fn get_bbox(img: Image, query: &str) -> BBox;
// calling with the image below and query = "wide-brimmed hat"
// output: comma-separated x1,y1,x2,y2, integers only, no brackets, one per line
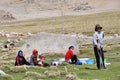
95,24,102,31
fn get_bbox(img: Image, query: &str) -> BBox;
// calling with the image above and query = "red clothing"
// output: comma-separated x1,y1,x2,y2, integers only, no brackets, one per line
65,49,74,61
15,56,25,66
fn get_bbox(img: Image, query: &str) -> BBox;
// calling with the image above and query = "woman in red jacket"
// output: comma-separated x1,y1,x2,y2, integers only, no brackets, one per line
65,46,77,64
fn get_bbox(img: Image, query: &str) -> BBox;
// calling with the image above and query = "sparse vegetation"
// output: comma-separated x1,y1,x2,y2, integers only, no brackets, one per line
0,10,120,80
0,11,120,36
0,41,120,80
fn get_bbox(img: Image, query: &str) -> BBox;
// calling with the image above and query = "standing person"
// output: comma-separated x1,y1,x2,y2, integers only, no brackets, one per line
65,46,78,64
15,50,30,66
93,24,106,70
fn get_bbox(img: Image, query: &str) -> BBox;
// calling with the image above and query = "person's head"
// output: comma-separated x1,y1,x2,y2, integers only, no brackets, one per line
69,46,74,50
17,50,23,57
95,24,102,32
32,49,38,56
9,43,15,50
4,45,8,48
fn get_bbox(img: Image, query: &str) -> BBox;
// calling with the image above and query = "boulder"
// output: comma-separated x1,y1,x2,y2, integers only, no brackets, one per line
0,70,6,75
20,32,79,58
114,34,119,37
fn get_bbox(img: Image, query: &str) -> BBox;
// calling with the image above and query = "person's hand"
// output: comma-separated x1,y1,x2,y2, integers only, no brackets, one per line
103,50,107,53
17,64,20,66
96,45,100,50
27,57,29,61
68,59,71,63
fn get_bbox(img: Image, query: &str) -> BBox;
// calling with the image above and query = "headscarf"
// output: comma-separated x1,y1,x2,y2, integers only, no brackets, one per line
32,49,38,56
17,50,23,57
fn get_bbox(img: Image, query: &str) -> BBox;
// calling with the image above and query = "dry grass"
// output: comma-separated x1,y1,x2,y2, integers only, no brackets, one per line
0,74,13,80
0,11,120,36
0,11,120,80
0,43,120,80
66,72,78,80
10,66,27,73
25,71,46,79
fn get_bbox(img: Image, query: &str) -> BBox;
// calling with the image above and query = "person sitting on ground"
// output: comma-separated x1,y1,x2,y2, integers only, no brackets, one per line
30,49,50,67
30,49,41,66
4,43,15,49
15,50,30,66
65,46,78,64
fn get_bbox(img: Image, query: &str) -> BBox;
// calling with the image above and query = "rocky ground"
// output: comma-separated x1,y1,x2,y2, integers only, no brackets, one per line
0,0,120,22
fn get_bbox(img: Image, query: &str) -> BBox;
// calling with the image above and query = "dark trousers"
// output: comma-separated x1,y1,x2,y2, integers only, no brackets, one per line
94,47,106,69
71,55,78,64
15,57,30,66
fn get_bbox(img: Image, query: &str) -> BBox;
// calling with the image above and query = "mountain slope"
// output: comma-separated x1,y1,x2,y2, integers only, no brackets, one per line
0,0,120,21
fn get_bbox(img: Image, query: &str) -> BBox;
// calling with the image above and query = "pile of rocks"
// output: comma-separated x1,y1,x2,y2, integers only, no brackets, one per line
0,31,33,38
73,2,93,11
0,10,15,23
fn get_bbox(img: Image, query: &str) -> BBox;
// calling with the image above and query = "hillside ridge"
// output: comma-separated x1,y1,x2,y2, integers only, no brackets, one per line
0,0,120,22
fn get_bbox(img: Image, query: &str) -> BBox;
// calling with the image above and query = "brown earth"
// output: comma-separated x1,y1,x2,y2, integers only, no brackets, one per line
0,0,120,22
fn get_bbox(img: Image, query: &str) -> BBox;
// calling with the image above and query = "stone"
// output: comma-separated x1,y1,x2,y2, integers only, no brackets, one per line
114,34,119,37
0,70,6,75
27,32,33,36
5,34,11,38
20,32,79,58
66,72,78,80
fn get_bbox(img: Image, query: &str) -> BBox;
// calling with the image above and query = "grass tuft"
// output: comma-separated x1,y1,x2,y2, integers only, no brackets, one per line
0,74,13,80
